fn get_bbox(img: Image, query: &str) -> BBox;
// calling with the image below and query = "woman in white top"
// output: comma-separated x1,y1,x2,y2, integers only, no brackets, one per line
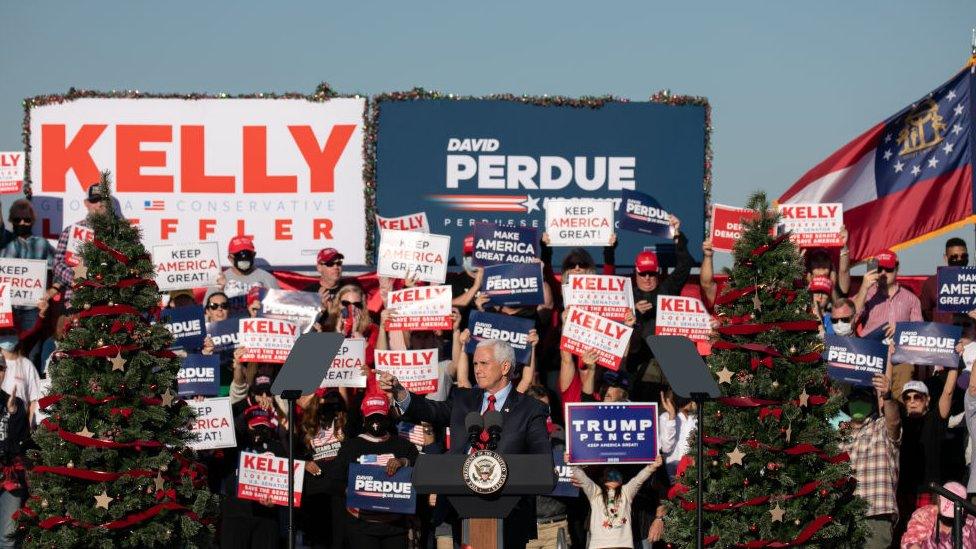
0,336,40,427
569,454,663,549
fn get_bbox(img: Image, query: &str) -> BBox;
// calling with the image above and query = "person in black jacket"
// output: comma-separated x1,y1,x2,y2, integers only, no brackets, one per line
379,338,551,549
0,368,27,549
326,375,418,549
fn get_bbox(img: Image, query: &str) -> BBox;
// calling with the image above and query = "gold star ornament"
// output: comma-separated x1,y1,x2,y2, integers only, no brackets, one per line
799,389,810,408
153,472,165,491
109,353,126,372
76,426,94,438
716,367,734,384
73,262,87,280
727,446,746,466
769,503,785,522
161,389,175,407
94,490,113,510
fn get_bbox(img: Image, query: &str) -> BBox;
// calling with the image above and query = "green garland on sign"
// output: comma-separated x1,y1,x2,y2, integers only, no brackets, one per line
365,88,713,260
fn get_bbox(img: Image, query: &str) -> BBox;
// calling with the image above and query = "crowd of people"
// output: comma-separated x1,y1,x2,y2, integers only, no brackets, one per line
0,183,975,548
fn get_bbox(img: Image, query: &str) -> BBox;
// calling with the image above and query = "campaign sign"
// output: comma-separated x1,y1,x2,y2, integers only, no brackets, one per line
777,203,843,248
64,223,94,267
472,222,539,266
559,307,633,371
936,267,976,313
891,322,962,369
654,295,711,342
161,305,207,351
177,354,220,397
373,98,707,268
377,230,450,284
259,289,322,334
546,199,614,247
565,402,658,465
188,397,236,450
207,319,240,353
822,335,888,387
550,448,580,498
377,212,429,234
239,318,299,364
0,285,11,328
0,152,24,194
374,349,439,395
237,451,305,508
0,258,47,307
562,274,634,322
346,464,416,514
710,204,758,253
617,189,671,238
385,285,453,331
152,242,221,292
481,263,545,307
320,338,368,388
464,311,533,364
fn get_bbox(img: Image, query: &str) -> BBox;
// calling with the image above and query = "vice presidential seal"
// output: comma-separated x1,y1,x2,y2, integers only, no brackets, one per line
462,450,508,495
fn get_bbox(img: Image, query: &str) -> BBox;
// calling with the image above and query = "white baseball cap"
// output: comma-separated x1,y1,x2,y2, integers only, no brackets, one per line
902,380,929,396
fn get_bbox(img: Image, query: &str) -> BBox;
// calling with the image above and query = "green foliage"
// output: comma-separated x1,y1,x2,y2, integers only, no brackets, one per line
663,192,866,548
18,173,218,547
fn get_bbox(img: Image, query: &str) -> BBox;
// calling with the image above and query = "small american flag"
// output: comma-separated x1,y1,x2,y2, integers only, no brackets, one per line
398,422,426,448
144,200,165,211
358,453,395,466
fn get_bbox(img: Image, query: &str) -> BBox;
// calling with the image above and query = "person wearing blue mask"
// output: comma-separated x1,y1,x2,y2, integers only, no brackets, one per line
837,374,900,549
0,336,40,428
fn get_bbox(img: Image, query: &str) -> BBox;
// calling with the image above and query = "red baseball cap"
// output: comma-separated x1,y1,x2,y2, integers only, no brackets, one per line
360,373,389,417
228,236,255,255
876,249,898,270
808,276,833,295
463,235,475,255
244,404,276,430
317,248,344,263
634,251,659,274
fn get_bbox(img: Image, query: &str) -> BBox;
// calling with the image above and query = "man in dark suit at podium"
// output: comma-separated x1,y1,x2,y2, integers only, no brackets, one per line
378,338,550,548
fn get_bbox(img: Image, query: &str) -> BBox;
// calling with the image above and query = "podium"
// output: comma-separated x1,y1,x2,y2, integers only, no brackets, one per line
413,453,556,549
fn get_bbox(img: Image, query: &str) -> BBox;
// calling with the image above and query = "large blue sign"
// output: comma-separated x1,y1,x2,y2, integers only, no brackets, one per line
464,311,534,364
565,403,658,465
472,222,539,266
177,354,220,397
891,322,961,369
936,267,976,313
161,305,207,351
481,263,545,307
374,99,706,268
823,335,888,387
550,448,580,498
207,319,240,354
346,464,416,514
617,189,671,237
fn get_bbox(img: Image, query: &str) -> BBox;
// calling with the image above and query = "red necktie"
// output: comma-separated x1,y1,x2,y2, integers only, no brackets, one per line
476,394,497,448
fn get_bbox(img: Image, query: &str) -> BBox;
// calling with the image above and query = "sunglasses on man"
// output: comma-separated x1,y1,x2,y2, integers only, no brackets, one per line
207,302,230,310
829,316,852,324
636,271,658,278
319,260,342,267
903,392,927,402
10,218,31,225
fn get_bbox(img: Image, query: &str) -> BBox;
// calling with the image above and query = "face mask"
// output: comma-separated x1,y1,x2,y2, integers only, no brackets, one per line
848,400,873,421
829,410,850,430
13,224,32,237
364,416,388,437
833,321,853,336
0,340,16,352
462,256,474,272
234,259,253,273
948,257,968,267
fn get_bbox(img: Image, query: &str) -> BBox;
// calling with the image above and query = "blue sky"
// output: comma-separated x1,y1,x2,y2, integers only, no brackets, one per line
1,1,973,274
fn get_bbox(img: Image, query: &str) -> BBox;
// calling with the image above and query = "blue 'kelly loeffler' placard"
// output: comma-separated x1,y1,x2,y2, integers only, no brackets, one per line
564,402,658,465
464,311,534,364
346,464,416,514
822,335,888,387
550,448,580,498
891,322,962,369
936,267,976,313
472,223,539,267
480,263,545,307
161,305,207,351
207,319,241,354
616,189,672,238
177,354,220,397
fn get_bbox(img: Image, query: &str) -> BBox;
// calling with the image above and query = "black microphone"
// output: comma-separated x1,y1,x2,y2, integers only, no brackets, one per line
464,412,484,447
483,410,503,450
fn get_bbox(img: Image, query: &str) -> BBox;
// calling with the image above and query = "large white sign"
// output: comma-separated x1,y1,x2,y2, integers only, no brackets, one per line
563,274,634,322
29,97,367,267
152,242,221,291
239,318,299,364
377,230,450,283
189,397,237,451
559,307,632,371
321,338,368,388
545,198,614,246
0,259,48,307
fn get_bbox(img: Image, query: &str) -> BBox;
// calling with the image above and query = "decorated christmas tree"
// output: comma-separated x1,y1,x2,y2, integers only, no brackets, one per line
663,192,866,547
17,173,218,547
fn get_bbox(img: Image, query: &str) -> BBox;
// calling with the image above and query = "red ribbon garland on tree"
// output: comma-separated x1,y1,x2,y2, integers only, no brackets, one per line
41,420,163,450
76,277,157,290
76,304,141,318
749,233,791,258
39,394,163,409
92,237,151,266
700,436,850,463
732,515,833,548
35,501,204,530
32,465,154,482
60,344,140,359
751,356,773,370
715,285,757,306
717,394,829,408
